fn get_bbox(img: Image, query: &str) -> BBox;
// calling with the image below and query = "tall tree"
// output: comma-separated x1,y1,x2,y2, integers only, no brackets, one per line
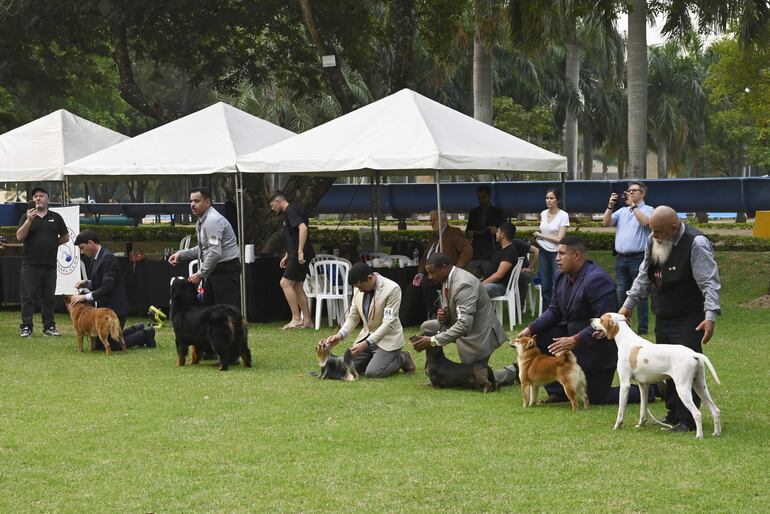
627,0,648,178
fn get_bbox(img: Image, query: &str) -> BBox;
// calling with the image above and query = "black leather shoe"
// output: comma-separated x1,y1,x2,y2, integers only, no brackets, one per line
664,422,692,433
143,327,157,348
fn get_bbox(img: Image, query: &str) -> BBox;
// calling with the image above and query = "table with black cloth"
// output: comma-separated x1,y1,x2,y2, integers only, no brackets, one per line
374,265,424,326
0,255,23,305
116,257,189,316
246,255,292,323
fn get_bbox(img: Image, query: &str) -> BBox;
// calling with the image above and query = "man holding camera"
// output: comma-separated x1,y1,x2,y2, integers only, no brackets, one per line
602,181,654,334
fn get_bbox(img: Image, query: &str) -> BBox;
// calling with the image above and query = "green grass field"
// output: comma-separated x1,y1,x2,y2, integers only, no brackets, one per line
1,251,769,513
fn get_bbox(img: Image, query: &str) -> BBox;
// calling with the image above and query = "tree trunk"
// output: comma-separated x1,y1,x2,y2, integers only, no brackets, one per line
627,0,647,178
298,0,358,114
110,21,180,123
473,0,494,125
565,38,580,180
659,140,670,178
389,0,415,94
582,126,593,180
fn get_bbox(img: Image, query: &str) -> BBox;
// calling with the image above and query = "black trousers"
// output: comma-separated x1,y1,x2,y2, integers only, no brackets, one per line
20,263,57,330
655,313,704,428
203,259,242,311
537,325,647,405
91,312,147,351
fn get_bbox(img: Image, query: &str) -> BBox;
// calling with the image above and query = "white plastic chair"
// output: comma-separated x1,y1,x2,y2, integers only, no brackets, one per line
490,257,524,330
304,254,342,309
312,259,351,330
189,259,199,277
528,282,543,317
179,234,193,251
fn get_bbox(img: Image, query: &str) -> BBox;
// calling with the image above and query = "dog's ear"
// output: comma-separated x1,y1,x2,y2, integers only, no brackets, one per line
605,320,619,340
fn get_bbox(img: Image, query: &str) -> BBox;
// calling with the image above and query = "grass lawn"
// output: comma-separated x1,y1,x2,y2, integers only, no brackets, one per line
1,251,768,513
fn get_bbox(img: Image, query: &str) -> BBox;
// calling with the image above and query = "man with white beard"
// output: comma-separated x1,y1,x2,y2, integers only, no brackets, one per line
619,205,721,434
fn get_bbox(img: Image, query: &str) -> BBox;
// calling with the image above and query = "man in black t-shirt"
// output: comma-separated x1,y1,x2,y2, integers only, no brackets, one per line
16,187,70,338
268,190,316,329
481,221,520,298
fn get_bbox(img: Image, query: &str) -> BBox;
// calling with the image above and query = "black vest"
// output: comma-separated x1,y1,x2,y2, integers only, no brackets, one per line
647,224,705,319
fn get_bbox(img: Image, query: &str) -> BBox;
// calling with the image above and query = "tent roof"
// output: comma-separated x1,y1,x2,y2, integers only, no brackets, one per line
65,102,294,178
237,89,567,176
0,110,128,182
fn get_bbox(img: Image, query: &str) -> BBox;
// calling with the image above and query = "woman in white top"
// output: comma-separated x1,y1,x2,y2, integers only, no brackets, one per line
533,188,569,307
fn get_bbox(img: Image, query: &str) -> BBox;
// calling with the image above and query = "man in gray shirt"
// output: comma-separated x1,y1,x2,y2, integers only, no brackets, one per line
169,186,241,309
619,205,721,434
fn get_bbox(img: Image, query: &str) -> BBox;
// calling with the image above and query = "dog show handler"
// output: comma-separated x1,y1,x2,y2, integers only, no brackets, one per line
619,205,721,434
169,186,241,309
412,253,506,365
319,263,415,378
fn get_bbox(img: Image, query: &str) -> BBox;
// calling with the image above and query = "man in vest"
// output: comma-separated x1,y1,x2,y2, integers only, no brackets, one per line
620,205,721,434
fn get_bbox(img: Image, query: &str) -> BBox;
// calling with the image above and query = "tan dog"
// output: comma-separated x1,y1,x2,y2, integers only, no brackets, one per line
511,335,589,411
63,295,127,354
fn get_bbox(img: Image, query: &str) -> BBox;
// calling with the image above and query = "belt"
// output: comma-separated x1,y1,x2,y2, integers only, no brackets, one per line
617,251,644,257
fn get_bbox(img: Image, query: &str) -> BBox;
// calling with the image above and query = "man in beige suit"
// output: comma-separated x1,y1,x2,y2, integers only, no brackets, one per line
412,210,473,319
412,253,506,364
320,263,416,378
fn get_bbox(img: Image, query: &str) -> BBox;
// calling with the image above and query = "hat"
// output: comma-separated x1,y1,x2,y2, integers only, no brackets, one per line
30,186,49,196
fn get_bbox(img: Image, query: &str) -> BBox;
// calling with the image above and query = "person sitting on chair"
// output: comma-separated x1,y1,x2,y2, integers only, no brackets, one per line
480,221,519,299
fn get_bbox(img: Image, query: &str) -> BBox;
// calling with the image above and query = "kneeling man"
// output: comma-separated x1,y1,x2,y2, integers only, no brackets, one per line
412,253,506,364
320,263,415,378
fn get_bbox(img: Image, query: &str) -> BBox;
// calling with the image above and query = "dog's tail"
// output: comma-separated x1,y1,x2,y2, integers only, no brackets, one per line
557,351,577,365
697,354,721,385
109,313,122,343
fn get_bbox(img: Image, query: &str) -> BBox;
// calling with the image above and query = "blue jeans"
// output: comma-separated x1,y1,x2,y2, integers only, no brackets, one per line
538,249,558,308
483,282,507,298
615,253,648,332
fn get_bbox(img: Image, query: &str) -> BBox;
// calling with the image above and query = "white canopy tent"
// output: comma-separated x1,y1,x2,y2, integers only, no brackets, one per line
65,101,296,312
237,88,567,251
0,109,128,183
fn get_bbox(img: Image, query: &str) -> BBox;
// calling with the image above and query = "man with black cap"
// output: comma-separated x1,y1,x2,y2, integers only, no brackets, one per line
69,229,156,349
16,187,69,338
318,263,415,378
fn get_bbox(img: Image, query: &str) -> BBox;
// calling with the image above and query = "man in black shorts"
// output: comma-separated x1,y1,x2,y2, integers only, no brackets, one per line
269,191,316,329
16,186,70,338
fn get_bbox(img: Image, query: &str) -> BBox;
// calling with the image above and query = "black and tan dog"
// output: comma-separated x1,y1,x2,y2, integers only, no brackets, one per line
411,336,497,393
313,343,358,381
169,278,252,371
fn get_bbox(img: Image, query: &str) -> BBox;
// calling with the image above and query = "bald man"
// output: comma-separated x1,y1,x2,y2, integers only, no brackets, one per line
620,205,721,434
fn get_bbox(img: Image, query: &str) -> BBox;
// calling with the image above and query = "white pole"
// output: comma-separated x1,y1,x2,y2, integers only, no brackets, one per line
374,171,381,252
235,170,247,315
435,170,443,253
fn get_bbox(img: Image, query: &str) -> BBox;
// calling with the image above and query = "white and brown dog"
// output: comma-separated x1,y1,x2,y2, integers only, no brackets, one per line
591,313,721,439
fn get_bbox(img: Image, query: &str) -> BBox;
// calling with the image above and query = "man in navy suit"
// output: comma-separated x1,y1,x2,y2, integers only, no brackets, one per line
69,229,155,350
516,235,650,404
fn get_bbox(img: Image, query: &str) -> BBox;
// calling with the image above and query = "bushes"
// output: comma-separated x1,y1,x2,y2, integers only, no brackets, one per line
0,224,195,242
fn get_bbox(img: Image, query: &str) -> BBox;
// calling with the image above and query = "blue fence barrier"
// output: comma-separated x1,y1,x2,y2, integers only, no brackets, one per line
315,177,770,217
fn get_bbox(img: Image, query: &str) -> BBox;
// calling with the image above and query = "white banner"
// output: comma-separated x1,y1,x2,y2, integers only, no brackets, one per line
51,206,81,295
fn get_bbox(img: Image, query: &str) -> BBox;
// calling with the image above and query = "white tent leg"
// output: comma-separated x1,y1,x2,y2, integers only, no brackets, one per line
235,170,247,316
374,171,381,252
435,170,442,253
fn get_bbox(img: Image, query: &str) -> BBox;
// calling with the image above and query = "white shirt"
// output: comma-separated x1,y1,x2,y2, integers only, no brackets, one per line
538,209,570,252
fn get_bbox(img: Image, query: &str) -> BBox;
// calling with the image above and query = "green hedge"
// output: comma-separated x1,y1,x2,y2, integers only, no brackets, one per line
3,224,768,251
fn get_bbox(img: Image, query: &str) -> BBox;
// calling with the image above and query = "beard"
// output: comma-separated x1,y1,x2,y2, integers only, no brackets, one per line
651,238,674,265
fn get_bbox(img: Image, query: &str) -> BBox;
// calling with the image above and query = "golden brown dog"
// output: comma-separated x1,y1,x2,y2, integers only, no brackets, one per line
63,295,127,354
511,335,588,411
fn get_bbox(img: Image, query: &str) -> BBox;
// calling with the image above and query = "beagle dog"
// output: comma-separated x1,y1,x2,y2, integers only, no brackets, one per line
591,313,721,439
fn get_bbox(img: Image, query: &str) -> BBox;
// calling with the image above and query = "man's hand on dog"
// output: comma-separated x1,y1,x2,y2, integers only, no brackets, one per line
69,294,87,305
696,319,714,345
319,334,342,348
188,273,202,285
548,336,577,356
411,335,433,352
516,326,532,339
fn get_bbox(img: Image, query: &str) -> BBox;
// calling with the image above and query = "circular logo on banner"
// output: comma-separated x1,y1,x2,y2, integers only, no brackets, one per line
57,227,79,276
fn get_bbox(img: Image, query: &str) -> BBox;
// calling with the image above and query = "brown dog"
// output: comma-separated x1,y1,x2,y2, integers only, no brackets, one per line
511,335,588,411
63,295,127,354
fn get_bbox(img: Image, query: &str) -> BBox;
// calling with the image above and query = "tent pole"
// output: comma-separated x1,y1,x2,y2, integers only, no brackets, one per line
435,170,443,253
63,178,70,206
235,170,247,316
374,171,381,253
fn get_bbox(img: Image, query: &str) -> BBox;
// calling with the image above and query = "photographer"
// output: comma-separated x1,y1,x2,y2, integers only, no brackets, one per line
602,181,654,334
